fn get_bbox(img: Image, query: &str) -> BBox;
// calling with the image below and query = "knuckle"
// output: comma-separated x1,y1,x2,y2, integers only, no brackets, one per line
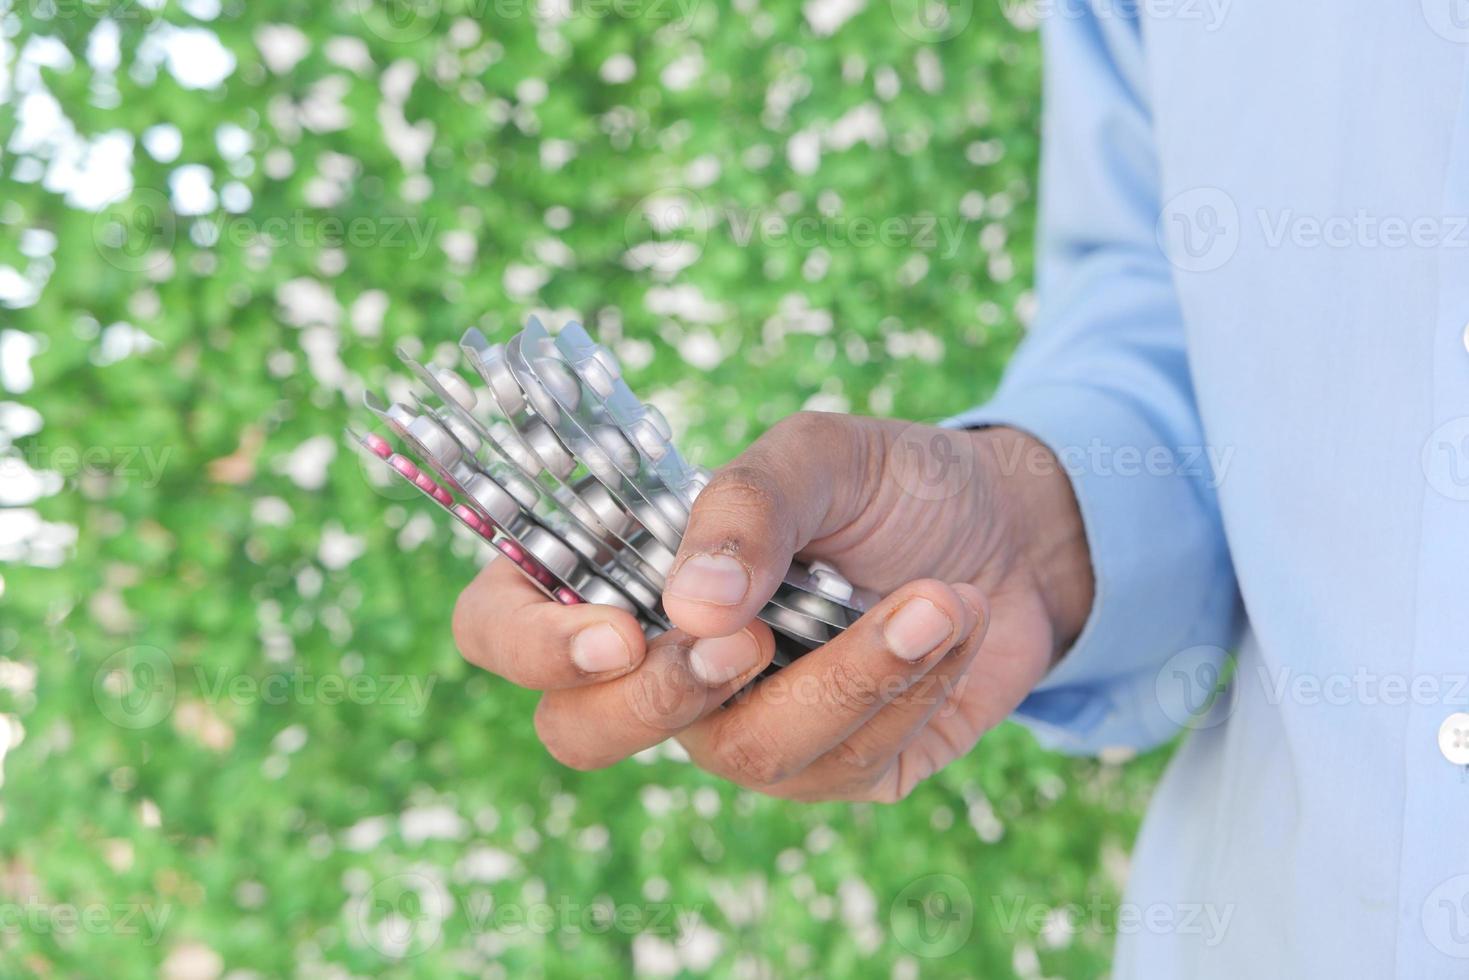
701,464,783,517
821,659,886,715
624,657,706,733
864,767,908,805
828,738,881,774
772,410,839,445
712,717,790,787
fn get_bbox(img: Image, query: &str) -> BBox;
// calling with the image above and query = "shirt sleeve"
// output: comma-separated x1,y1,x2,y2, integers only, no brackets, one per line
947,3,1243,754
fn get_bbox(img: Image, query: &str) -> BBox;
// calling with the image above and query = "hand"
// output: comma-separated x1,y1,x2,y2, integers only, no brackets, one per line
453,412,1093,801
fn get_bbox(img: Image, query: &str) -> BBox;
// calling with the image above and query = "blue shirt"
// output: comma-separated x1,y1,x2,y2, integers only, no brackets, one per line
950,3,1469,975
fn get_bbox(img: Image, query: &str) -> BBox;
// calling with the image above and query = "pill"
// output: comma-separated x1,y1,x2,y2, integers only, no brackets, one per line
481,345,527,416
577,479,635,538
576,357,617,398
533,356,581,413
443,415,482,456
497,539,526,562
555,586,584,605
579,578,637,614
464,473,521,526
518,368,561,425
560,523,607,564
452,503,487,533
592,345,621,381
361,432,392,459
591,425,639,475
628,416,670,462
433,366,478,412
499,470,541,509
389,454,419,479
525,420,576,480
386,403,415,428
642,405,671,440
407,415,462,469
523,527,580,581
611,569,660,610
652,490,689,531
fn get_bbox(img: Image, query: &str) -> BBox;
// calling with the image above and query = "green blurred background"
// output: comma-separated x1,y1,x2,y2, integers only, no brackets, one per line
0,1,1171,976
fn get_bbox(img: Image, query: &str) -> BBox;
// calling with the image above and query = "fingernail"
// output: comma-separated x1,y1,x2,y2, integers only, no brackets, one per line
571,623,632,674
689,629,761,685
883,598,954,662
667,554,750,607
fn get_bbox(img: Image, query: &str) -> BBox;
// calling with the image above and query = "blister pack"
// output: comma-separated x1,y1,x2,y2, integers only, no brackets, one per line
348,317,876,667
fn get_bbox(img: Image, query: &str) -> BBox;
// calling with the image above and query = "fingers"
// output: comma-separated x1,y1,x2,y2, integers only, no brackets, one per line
533,622,777,770
675,579,982,788
452,557,648,690
663,412,878,638
768,584,990,803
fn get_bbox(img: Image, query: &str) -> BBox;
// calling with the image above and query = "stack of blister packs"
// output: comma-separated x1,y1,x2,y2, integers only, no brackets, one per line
349,317,875,667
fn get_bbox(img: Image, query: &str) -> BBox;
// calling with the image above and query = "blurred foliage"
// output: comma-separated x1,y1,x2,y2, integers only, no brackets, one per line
0,0,1170,977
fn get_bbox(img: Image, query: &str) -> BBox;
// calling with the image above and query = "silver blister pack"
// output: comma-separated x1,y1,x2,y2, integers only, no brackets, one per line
349,317,878,665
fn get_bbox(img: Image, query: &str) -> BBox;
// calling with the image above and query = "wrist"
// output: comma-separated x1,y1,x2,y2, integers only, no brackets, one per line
971,426,1095,658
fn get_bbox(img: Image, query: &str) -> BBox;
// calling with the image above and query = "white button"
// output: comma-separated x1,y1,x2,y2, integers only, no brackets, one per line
1438,712,1469,765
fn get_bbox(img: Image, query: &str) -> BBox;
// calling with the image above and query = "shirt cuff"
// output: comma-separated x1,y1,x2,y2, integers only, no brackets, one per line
945,382,1235,754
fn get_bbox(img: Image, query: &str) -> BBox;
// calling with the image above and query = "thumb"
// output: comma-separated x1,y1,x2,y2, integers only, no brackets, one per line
662,412,877,638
